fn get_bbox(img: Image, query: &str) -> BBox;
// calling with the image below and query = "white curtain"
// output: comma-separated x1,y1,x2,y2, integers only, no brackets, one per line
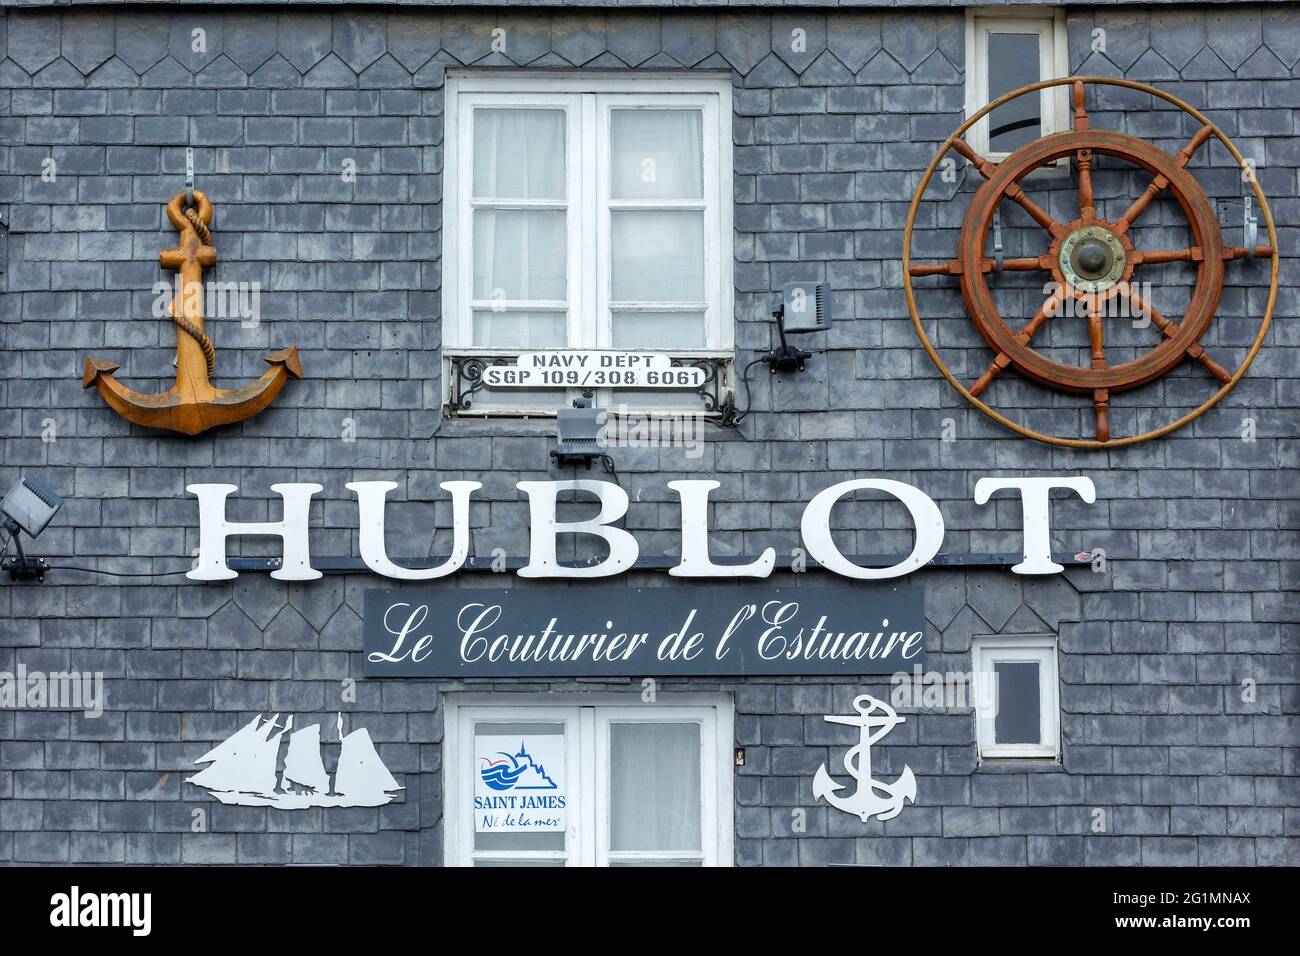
474,107,565,199
472,108,567,349
611,109,703,199
473,310,566,348
609,722,702,852
609,110,706,349
611,211,704,303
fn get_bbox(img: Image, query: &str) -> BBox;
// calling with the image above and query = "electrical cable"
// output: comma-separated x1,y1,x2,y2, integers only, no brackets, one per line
730,355,771,426
31,565,194,579
599,454,621,487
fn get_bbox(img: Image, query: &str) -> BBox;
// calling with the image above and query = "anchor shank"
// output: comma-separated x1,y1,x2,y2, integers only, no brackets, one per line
161,231,218,401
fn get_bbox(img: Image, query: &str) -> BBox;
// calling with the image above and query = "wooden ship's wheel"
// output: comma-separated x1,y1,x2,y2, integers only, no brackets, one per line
903,77,1278,447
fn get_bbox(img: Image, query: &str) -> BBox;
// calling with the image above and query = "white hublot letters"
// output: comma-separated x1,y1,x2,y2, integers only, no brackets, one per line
188,474,1096,581
668,479,775,578
973,476,1097,574
347,480,481,580
516,479,639,578
800,479,945,580
187,483,322,581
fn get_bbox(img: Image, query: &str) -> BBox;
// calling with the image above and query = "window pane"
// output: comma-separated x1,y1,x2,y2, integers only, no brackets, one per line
475,860,565,867
472,209,566,301
473,311,567,349
612,311,706,350
474,722,567,853
611,860,703,867
610,109,704,200
993,661,1041,744
611,211,704,302
473,108,566,200
609,722,701,852
987,32,1042,152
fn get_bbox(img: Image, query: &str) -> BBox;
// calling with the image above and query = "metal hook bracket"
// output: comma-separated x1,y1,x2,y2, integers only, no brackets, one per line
185,147,195,208
992,206,1004,273
1243,192,1257,251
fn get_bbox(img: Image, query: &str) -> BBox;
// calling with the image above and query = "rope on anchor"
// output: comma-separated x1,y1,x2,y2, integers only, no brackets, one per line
175,203,217,375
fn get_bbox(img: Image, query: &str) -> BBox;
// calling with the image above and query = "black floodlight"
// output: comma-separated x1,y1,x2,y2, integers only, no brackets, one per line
1,474,64,582
550,394,607,469
765,282,833,371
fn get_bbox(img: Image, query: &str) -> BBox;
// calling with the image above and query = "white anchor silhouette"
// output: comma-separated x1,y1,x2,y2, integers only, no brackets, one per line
813,694,917,822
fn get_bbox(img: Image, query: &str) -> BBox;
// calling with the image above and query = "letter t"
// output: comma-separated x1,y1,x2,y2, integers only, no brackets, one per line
974,476,1096,574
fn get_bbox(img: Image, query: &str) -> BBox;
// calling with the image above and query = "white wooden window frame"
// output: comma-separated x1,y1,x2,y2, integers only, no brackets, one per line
442,71,734,415
971,636,1061,760
444,693,734,867
965,8,1069,162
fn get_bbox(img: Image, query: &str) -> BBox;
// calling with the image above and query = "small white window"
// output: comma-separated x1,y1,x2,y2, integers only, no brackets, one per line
965,8,1069,160
442,72,734,414
444,695,734,866
972,636,1060,760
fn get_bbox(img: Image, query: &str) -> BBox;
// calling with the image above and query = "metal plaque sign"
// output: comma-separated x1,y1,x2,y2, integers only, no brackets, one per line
480,351,706,389
363,585,925,677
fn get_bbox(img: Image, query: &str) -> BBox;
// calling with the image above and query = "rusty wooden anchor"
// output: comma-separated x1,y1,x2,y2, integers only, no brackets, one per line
83,190,301,436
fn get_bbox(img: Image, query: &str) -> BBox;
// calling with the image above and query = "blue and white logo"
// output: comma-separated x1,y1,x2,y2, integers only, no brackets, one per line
479,741,560,792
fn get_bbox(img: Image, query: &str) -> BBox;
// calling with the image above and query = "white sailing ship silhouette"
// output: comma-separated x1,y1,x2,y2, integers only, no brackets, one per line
188,713,403,809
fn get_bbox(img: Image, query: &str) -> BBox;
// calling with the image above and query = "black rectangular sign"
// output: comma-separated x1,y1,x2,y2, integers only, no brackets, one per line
363,585,925,677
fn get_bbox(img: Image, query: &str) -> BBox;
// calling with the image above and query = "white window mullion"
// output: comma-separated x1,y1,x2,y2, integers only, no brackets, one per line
579,706,597,867
455,87,474,349
583,93,603,351
702,708,718,866
595,94,612,350
703,94,722,351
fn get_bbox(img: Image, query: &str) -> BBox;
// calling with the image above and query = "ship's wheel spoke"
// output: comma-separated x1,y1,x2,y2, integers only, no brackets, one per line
992,256,1053,272
908,260,963,277
952,138,1067,239
1072,80,1090,133
1122,283,1232,384
1134,247,1203,265
909,255,1053,278
970,292,1062,397
1222,244,1275,261
1086,297,1111,441
1072,83,1096,220
1092,387,1111,442
1135,245,1276,266
1077,149,1095,220
1116,124,1214,234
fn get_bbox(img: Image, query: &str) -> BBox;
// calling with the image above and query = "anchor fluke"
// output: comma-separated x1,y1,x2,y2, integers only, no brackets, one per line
81,357,120,389
82,189,301,436
264,346,303,379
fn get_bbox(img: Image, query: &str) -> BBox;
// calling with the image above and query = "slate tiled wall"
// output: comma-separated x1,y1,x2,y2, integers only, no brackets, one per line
0,5,1295,866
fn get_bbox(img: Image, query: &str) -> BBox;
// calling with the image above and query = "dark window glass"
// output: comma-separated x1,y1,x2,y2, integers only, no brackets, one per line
993,661,1041,744
987,32,1042,152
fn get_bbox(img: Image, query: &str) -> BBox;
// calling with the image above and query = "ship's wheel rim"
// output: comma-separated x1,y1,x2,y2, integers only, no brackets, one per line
902,76,1279,449
957,129,1224,394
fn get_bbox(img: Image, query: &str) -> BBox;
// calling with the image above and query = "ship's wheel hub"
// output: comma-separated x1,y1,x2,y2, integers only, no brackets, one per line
1059,225,1126,293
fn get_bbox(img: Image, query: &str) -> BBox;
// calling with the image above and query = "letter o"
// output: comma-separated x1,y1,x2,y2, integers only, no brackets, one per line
800,479,944,579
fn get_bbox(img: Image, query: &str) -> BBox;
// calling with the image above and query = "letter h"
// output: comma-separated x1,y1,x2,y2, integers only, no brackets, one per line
187,483,322,581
